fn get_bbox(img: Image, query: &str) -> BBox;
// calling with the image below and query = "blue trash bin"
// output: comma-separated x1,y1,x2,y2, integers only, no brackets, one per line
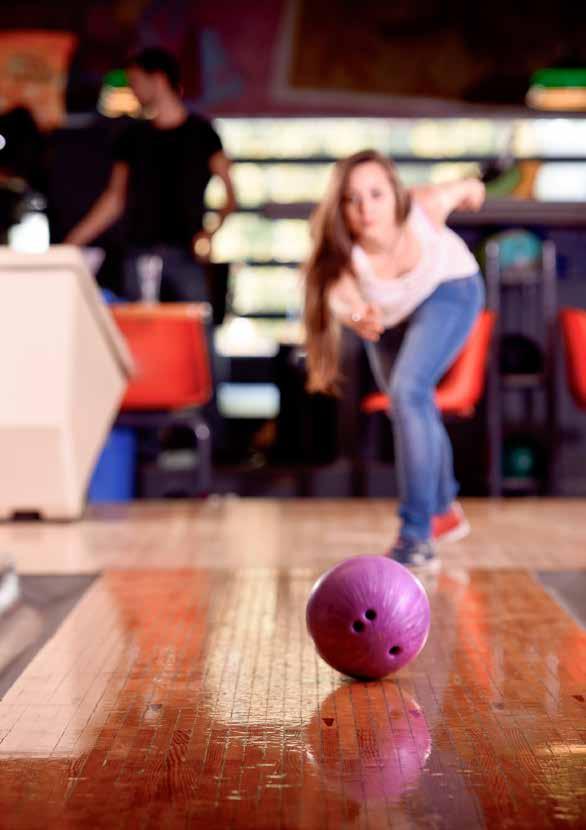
88,426,137,502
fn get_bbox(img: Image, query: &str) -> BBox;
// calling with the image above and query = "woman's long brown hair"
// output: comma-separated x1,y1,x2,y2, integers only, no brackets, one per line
303,149,411,395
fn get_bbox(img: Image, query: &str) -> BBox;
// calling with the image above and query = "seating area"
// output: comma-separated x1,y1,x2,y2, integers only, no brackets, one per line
110,303,213,499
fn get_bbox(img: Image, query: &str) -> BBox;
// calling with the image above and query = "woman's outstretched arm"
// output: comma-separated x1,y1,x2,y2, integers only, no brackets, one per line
410,178,486,227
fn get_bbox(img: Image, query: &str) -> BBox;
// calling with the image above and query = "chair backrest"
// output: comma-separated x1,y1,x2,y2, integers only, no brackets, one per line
559,307,586,409
435,310,496,416
112,303,211,411
360,309,496,417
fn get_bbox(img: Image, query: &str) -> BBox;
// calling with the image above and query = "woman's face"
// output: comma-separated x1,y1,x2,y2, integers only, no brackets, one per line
342,161,397,242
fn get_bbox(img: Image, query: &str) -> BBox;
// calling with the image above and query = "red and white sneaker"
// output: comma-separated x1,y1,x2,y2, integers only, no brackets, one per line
431,502,470,544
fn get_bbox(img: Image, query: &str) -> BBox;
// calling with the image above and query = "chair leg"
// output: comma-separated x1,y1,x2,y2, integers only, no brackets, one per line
485,241,502,497
117,409,212,496
171,411,211,495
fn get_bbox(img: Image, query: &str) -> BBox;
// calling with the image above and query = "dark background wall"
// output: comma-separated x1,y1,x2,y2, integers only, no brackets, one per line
1,1,586,118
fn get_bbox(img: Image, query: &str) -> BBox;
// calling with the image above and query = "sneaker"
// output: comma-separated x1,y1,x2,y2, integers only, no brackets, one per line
432,502,470,544
386,538,440,571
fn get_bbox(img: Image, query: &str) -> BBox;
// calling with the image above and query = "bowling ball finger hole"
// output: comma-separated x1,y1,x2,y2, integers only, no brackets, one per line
389,645,402,656
364,609,377,621
352,620,365,633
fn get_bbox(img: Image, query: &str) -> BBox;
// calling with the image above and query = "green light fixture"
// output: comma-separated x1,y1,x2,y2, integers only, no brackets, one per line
527,67,586,111
98,69,140,117
103,68,129,89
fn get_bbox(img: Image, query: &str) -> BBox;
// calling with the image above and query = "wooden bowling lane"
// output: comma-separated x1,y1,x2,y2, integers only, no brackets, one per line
2,498,586,573
0,566,584,829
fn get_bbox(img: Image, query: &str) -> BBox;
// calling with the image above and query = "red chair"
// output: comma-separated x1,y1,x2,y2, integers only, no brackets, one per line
111,303,213,496
358,310,496,494
559,307,586,409
361,310,496,418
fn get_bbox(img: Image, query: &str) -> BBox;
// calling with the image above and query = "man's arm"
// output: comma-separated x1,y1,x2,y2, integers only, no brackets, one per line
65,162,129,245
410,178,486,227
193,150,237,259
209,150,237,227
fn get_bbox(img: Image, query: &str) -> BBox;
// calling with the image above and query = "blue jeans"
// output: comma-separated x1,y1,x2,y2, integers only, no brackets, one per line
365,273,485,542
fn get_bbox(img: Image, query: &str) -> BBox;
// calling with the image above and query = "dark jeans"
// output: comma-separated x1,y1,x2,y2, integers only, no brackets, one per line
123,244,208,303
365,273,485,542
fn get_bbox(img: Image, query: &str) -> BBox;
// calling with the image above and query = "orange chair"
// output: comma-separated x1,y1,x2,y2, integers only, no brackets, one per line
361,310,496,418
358,310,496,494
559,307,586,409
111,303,213,496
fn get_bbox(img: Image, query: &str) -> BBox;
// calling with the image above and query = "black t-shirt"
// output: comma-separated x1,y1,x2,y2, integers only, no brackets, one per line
113,113,222,248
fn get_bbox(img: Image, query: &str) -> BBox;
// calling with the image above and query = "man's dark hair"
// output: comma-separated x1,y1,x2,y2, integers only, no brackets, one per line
125,47,181,92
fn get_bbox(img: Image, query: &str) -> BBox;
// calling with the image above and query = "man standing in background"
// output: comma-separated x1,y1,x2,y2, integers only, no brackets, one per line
66,46,236,303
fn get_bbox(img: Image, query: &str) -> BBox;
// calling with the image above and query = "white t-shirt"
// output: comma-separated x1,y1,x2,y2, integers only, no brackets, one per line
352,204,480,328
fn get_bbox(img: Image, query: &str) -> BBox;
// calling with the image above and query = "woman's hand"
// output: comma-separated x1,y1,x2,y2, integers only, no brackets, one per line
343,302,384,342
328,272,384,341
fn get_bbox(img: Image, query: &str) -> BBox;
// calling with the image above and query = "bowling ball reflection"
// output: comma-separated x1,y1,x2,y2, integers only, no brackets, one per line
304,682,431,804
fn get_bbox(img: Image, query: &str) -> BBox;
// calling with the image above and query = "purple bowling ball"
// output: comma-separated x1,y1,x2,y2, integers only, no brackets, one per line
306,555,430,680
